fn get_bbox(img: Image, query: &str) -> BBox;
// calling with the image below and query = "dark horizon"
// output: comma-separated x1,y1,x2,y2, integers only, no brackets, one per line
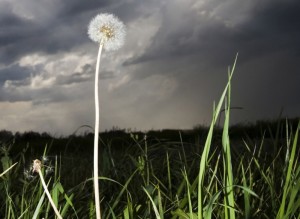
1,116,299,139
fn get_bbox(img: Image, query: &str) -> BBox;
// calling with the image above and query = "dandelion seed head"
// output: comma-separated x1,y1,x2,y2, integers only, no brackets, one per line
88,13,126,51
32,159,42,173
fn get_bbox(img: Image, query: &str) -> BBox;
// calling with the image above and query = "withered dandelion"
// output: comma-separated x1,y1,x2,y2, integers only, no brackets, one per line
32,159,62,219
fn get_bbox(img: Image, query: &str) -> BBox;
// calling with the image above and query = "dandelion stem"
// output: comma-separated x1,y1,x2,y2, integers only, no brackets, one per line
37,169,62,219
94,41,104,219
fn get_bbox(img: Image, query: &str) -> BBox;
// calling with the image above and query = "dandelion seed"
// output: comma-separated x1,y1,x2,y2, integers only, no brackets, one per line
24,169,35,180
88,13,126,51
42,156,49,163
45,165,54,175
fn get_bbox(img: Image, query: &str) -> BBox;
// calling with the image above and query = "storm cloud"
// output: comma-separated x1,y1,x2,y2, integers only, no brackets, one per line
0,0,299,134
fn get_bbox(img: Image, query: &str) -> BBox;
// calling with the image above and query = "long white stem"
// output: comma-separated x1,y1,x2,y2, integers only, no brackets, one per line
94,42,104,219
38,169,62,219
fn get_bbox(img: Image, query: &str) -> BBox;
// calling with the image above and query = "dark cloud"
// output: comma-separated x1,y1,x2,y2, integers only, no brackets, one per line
0,0,299,134
125,0,300,69
60,0,112,16
0,1,122,65
0,64,31,85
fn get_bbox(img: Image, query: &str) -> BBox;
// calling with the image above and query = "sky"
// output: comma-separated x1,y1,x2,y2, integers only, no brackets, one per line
0,0,299,135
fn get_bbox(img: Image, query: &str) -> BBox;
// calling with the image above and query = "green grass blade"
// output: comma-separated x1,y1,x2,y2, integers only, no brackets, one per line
222,69,235,219
198,54,238,218
276,121,300,218
242,165,251,219
143,186,161,219
32,192,46,219
183,167,194,219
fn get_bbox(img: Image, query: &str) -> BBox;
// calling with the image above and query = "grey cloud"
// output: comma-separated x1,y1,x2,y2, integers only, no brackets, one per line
55,64,116,85
0,64,31,85
56,64,94,85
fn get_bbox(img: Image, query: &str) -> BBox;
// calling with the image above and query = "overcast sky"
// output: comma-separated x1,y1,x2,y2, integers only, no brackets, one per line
0,0,299,135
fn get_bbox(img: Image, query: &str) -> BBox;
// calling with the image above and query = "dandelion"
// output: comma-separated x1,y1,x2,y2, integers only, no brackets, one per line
88,13,126,51
32,159,62,219
24,156,53,181
88,13,126,219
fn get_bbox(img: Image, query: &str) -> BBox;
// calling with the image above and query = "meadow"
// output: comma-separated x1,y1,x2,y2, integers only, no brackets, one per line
1,64,300,218
1,118,300,218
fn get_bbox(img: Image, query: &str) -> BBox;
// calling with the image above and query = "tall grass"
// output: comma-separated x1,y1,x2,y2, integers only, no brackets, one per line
1,57,299,218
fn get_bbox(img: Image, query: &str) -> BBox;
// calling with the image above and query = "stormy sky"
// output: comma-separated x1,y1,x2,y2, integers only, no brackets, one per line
0,0,299,135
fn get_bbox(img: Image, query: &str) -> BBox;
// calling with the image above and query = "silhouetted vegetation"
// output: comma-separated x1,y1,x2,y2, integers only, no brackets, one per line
1,117,299,218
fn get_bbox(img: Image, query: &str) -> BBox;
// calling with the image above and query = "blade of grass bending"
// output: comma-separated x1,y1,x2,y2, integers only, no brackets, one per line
108,205,117,219
54,182,78,218
87,173,137,218
198,54,238,218
234,185,258,198
0,162,18,178
17,207,29,219
143,186,161,219
204,190,222,219
276,121,300,218
109,170,137,214
61,193,77,218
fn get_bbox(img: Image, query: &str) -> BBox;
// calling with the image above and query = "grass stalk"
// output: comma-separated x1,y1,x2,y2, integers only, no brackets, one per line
276,121,300,218
0,162,18,178
222,69,235,219
143,186,161,219
197,54,238,218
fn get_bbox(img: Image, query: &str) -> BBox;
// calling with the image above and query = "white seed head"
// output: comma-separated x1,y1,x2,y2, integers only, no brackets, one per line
88,13,126,51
